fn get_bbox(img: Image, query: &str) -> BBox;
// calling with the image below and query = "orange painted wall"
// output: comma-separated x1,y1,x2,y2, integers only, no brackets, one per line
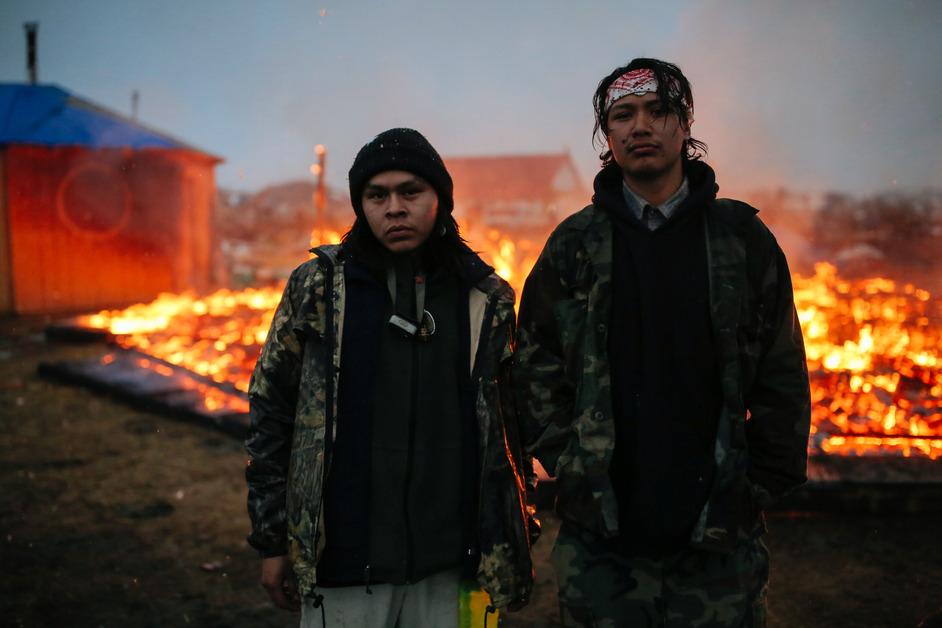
0,151,12,312
2,145,217,314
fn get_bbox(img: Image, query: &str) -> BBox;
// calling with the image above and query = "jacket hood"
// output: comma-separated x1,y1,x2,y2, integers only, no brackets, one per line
457,243,496,287
592,159,719,229
325,241,496,290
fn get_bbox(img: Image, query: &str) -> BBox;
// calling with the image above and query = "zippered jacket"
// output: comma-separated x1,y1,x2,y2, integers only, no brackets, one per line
514,166,812,551
245,244,533,607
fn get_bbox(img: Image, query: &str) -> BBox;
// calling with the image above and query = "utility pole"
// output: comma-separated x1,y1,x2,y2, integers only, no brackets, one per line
24,22,38,84
310,144,327,227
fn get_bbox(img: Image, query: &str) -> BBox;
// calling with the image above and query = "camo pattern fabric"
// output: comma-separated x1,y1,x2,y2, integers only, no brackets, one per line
245,245,533,608
515,199,811,552
551,522,769,627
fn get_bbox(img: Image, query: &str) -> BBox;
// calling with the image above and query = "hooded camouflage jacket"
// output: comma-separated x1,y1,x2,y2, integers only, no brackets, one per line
245,245,533,607
514,193,811,552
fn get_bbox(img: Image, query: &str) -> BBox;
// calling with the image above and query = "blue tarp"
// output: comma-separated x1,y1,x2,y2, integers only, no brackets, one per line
0,83,217,157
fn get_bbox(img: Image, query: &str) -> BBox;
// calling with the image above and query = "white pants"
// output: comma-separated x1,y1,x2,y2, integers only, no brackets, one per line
300,568,460,628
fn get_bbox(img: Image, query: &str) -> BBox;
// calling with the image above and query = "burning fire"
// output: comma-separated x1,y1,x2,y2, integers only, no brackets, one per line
795,262,941,458
472,226,540,300
81,286,283,415
79,240,941,458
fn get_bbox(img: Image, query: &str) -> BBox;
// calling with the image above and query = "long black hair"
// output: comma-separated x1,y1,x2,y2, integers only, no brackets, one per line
592,57,707,168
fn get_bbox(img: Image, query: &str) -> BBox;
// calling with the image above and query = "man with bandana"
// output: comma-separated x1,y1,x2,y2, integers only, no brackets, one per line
514,58,811,626
246,129,533,627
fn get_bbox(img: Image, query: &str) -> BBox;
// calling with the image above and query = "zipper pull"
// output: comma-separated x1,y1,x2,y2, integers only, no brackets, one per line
364,564,372,594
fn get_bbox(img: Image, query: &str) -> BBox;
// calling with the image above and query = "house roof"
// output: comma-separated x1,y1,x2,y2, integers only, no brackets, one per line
444,152,586,203
0,83,221,160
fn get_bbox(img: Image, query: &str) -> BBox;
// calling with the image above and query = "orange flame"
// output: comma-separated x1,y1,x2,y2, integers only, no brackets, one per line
79,243,941,457
795,263,941,458
80,286,283,403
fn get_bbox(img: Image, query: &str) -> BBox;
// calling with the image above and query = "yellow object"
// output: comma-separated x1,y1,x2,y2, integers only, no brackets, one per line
459,581,498,627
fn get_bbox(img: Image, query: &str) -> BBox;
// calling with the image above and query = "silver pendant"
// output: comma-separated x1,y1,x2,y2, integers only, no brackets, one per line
417,310,436,341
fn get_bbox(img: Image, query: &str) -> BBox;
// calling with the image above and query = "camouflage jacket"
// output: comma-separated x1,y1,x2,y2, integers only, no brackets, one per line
515,198,811,552
245,245,533,607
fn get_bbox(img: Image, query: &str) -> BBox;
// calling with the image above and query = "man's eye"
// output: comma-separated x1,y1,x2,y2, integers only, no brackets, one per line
651,108,666,117
366,191,386,200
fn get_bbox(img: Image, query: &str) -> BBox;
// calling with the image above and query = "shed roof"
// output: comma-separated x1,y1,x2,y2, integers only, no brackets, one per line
444,152,586,203
0,83,220,160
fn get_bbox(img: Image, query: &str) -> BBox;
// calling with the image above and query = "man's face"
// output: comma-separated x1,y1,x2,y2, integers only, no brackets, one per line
361,170,439,253
606,91,688,182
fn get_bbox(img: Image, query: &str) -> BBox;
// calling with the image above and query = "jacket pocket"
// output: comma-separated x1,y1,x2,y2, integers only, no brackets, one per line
552,298,588,377
287,425,327,520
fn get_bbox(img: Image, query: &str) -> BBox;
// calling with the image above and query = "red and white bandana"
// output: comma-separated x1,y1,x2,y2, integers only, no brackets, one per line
604,68,689,114
605,68,659,111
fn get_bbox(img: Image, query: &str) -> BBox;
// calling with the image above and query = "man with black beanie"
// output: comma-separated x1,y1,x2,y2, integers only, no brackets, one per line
245,128,533,627
514,59,811,626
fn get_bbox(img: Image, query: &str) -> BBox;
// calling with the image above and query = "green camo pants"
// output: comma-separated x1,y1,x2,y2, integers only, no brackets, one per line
551,523,769,628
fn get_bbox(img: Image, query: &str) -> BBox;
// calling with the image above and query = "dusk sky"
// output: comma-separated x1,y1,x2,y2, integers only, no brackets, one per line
1,0,939,196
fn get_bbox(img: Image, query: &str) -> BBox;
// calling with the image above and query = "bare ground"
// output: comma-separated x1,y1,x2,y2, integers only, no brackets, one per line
2,316,941,628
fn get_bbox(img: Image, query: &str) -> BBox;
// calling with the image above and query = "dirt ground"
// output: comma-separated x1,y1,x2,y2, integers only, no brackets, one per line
2,316,941,628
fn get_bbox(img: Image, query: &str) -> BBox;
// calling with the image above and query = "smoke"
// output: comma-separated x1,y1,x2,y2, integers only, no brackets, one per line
672,0,942,196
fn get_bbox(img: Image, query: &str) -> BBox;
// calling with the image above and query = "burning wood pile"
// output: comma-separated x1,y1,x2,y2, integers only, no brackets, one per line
45,231,942,460
79,285,282,415
796,262,940,458
40,286,279,430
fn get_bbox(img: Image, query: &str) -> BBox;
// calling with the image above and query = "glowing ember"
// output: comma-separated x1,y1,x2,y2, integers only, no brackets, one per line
795,263,941,458
79,246,941,458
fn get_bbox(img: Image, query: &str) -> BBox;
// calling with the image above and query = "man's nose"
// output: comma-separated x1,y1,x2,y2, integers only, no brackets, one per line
386,193,406,216
631,112,653,135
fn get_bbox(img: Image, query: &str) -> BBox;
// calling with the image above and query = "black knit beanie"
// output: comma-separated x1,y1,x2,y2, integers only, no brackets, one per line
348,128,454,217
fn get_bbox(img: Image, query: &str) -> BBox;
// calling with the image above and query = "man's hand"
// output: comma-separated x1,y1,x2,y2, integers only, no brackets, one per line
260,555,301,612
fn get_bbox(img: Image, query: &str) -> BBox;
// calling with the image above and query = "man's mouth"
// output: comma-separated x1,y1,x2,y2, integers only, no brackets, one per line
387,225,413,238
629,143,658,155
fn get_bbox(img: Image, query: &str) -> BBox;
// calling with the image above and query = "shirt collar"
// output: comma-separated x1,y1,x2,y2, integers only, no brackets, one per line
622,176,690,222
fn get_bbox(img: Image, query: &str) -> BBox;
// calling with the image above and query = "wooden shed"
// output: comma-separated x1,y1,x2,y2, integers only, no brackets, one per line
0,83,222,315
445,152,588,233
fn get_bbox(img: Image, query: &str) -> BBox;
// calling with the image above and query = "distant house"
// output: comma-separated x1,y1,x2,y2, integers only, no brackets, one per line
215,180,350,283
0,83,222,314
444,152,587,233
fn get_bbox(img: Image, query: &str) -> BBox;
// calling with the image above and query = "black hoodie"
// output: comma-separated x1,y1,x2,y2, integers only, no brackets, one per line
317,243,492,585
597,160,724,557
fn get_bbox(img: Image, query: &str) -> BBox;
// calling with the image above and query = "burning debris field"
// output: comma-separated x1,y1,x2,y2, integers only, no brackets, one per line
40,255,942,464
796,262,941,459
40,286,278,433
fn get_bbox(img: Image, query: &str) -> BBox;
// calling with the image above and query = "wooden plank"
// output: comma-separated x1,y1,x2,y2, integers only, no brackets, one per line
37,347,250,438
7,146,53,313
182,160,214,292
